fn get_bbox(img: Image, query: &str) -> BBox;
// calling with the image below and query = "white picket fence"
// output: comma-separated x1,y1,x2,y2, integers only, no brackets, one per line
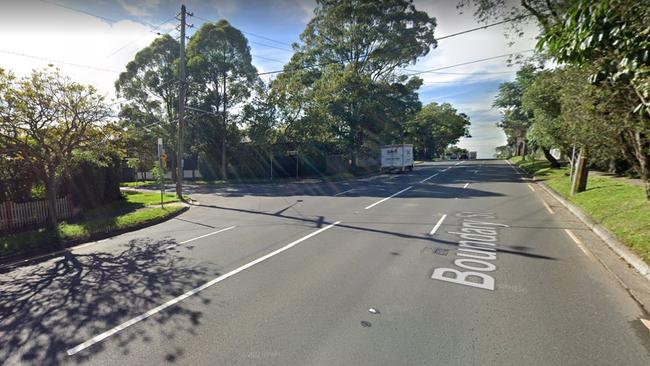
0,196,76,232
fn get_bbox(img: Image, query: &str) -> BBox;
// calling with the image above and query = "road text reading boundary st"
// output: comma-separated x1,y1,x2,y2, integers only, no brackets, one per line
431,212,508,291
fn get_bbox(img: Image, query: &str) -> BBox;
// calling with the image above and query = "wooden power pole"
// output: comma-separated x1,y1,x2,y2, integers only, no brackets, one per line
176,4,187,199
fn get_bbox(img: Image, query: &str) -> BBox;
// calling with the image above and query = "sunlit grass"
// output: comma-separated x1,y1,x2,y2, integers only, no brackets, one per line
1,192,186,258
513,158,650,263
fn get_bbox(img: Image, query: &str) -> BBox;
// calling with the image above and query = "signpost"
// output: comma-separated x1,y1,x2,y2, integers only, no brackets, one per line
157,138,164,208
288,150,298,179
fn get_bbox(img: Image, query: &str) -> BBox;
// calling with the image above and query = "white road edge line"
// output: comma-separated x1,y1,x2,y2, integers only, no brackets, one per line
641,318,650,333
429,214,447,235
163,226,237,250
419,172,439,184
463,183,469,189
527,183,536,192
364,186,413,210
542,200,555,214
334,188,354,197
564,229,592,258
66,221,342,356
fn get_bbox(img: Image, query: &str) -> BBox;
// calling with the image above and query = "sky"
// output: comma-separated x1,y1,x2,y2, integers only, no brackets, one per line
0,0,539,158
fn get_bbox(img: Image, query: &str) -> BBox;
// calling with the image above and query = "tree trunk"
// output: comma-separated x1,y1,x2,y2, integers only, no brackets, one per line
221,137,227,180
629,130,650,201
571,146,589,195
349,149,358,172
221,70,228,181
44,173,59,233
170,154,177,185
541,147,560,168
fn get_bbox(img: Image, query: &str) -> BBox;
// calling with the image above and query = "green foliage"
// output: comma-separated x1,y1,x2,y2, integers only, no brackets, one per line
151,161,165,185
0,68,113,227
66,152,122,210
538,0,650,116
115,35,180,176
514,158,650,263
1,192,184,257
493,65,538,152
270,0,437,167
494,145,512,159
0,155,37,202
186,19,261,179
406,102,470,159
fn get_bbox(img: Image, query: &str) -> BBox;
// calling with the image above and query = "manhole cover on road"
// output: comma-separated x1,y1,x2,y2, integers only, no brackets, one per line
433,248,449,256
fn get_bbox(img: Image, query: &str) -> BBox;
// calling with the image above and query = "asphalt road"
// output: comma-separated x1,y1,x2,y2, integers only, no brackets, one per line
1,160,649,365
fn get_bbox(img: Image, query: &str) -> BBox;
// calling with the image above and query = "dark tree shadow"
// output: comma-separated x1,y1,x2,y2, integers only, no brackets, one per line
0,238,218,365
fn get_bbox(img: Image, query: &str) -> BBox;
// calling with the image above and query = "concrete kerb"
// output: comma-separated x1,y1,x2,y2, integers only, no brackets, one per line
0,202,191,270
536,181,650,283
507,159,650,283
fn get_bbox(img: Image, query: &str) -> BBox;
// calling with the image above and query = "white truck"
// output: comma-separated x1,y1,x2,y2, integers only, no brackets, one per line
380,144,414,173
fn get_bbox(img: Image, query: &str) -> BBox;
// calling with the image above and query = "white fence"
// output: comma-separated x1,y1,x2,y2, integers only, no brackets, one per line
137,169,203,180
0,196,77,232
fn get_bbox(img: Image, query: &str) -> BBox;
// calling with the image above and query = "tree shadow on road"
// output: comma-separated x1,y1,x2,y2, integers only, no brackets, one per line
0,238,218,365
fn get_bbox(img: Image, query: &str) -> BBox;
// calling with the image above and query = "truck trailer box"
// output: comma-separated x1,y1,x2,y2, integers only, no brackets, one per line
380,144,414,173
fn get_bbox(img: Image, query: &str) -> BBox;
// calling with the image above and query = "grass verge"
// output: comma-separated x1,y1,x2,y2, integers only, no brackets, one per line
511,156,650,263
120,180,157,188
1,191,186,259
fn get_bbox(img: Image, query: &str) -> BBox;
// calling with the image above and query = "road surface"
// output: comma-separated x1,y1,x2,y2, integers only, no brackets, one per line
1,160,649,365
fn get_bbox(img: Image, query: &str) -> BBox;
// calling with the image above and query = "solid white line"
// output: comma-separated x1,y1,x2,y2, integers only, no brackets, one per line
419,172,439,183
527,184,536,192
180,226,236,245
542,200,555,214
429,214,447,235
564,229,581,244
641,318,650,333
178,226,236,244
364,186,413,210
455,161,463,165
334,188,354,196
463,182,469,189
163,226,237,250
66,221,342,356
564,229,592,258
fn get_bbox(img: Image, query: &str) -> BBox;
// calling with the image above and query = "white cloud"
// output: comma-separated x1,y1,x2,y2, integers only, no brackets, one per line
118,0,152,17
408,1,538,86
409,0,538,157
0,0,159,106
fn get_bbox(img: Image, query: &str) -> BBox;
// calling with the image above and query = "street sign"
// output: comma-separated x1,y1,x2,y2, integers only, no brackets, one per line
160,153,168,169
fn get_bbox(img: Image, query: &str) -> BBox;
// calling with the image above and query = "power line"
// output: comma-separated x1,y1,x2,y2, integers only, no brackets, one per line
257,49,533,77
248,40,293,52
105,16,177,59
410,70,514,75
436,15,531,41
404,50,534,76
39,0,118,24
0,49,121,73
39,0,159,29
251,54,288,64
191,14,295,48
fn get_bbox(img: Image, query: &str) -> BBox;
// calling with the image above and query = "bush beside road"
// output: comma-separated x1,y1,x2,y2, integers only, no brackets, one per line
511,157,650,264
0,191,185,260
